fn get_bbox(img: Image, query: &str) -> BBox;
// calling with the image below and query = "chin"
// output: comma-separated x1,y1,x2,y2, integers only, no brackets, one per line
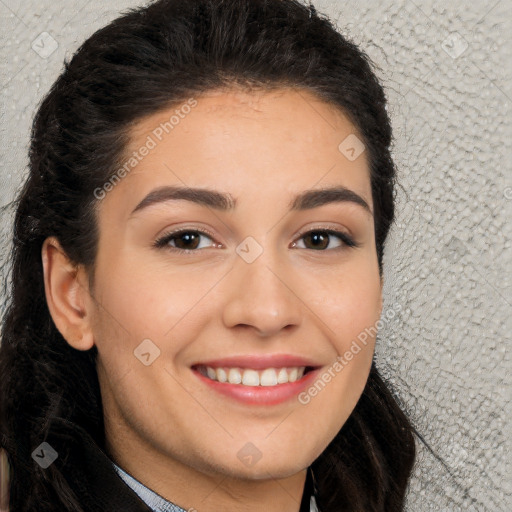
196,447,316,481
226,461,309,481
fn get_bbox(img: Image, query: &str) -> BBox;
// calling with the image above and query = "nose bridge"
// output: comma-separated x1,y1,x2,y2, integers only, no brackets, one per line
221,239,303,336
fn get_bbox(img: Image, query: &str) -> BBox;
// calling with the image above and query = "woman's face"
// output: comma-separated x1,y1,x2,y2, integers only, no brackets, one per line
87,87,382,479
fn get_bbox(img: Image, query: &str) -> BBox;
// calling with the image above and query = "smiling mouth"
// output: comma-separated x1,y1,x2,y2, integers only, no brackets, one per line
193,365,316,387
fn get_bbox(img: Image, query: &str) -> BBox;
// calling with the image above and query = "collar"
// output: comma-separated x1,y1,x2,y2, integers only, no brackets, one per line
113,462,319,512
48,422,319,511
113,463,187,512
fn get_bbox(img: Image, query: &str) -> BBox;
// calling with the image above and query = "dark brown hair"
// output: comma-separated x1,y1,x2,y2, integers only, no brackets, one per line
0,0,416,510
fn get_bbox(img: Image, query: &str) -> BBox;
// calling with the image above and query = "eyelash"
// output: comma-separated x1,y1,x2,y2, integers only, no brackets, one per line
153,226,361,254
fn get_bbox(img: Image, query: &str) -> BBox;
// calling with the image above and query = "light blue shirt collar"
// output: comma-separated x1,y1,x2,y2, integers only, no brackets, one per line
113,462,187,511
113,462,319,512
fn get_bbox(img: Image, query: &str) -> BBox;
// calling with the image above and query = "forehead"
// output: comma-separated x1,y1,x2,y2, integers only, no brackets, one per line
130,86,363,148
101,87,372,218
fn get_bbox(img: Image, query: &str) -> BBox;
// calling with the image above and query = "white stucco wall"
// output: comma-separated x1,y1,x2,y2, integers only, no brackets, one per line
1,1,510,510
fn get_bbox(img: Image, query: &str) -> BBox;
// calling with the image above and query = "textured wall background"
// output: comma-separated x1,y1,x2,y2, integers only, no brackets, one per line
1,0,510,510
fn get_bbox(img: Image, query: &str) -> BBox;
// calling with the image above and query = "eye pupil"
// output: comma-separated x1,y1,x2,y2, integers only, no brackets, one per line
175,232,200,250
305,231,329,250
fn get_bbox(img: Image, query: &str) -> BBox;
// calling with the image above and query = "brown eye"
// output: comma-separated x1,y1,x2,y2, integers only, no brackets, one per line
303,231,331,250
172,231,201,250
294,229,358,251
154,230,216,252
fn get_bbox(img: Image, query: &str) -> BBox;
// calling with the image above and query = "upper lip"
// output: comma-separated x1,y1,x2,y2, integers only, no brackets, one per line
192,354,322,370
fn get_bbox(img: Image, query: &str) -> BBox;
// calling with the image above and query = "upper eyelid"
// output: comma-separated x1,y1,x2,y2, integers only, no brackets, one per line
155,225,355,247
295,223,353,239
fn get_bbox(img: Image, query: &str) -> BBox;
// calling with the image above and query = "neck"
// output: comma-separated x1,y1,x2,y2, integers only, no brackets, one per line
105,419,308,512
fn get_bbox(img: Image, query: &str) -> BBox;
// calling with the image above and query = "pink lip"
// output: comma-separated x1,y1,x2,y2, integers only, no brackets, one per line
193,368,321,405
192,354,320,370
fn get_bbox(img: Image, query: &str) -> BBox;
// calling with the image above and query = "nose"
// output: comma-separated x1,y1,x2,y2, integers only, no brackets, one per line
221,248,303,337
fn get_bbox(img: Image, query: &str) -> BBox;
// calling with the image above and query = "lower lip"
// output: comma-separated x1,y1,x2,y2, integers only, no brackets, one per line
193,368,321,405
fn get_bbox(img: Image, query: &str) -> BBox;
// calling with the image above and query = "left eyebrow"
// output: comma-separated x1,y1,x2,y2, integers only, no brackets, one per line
290,186,372,215
129,184,372,217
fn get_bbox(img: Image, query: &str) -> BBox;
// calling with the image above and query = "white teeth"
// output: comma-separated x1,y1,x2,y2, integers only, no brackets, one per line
216,368,227,383
202,366,307,386
288,368,298,383
228,368,242,384
260,368,278,386
277,368,288,384
242,369,259,386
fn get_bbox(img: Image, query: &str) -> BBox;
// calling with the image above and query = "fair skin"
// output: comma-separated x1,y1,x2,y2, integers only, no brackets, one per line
42,87,382,512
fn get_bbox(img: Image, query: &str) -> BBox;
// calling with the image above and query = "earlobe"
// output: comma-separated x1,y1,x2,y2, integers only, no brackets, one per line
41,236,95,351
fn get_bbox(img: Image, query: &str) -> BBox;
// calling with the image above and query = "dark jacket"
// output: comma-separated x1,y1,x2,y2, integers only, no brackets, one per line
48,425,315,512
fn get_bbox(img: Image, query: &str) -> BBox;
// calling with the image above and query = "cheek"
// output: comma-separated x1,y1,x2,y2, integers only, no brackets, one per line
93,255,214,339
307,264,382,347
88,258,165,387
299,263,381,412
90,257,226,391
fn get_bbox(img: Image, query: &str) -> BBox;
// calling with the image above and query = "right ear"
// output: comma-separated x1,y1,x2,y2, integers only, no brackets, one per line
41,236,95,351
